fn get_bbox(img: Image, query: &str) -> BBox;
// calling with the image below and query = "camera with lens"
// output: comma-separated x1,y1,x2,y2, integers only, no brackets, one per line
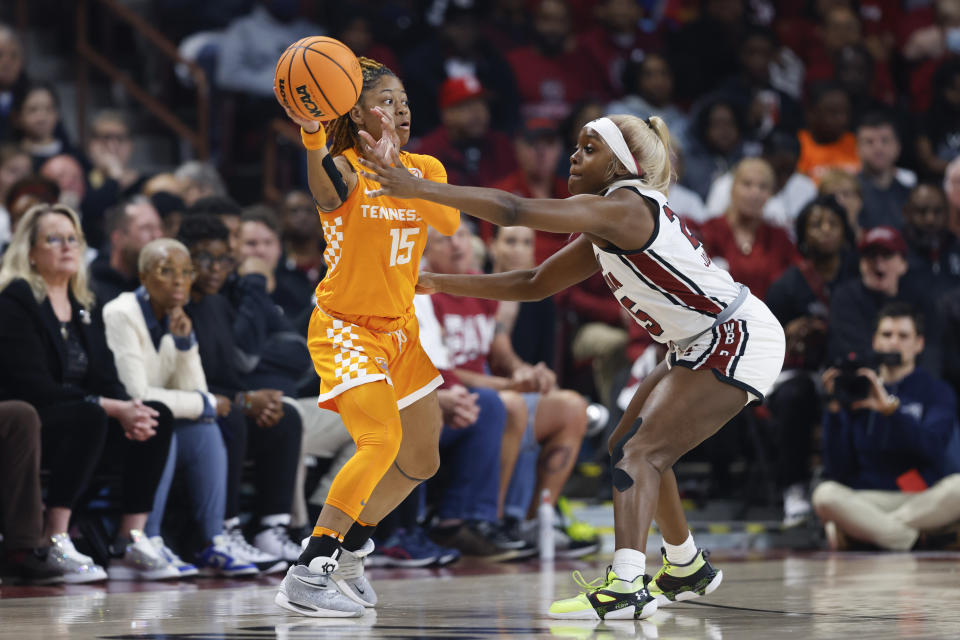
831,352,901,408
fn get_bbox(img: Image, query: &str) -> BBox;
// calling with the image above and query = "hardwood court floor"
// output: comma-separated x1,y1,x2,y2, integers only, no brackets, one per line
1,552,958,639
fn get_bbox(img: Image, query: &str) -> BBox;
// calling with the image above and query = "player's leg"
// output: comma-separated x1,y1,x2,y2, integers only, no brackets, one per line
549,367,744,620
609,360,716,605
327,389,443,606
358,390,443,522
277,380,402,618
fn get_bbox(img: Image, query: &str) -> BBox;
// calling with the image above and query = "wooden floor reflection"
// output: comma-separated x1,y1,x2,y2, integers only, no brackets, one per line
1,552,958,639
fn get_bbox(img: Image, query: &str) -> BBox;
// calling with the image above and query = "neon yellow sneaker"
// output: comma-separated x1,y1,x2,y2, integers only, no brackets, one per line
548,566,657,620
648,547,723,606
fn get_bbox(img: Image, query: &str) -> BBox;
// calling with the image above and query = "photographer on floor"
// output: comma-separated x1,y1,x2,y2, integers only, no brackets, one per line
813,303,960,551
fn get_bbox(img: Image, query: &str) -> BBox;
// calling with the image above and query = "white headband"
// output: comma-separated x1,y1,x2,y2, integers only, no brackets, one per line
585,117,641,176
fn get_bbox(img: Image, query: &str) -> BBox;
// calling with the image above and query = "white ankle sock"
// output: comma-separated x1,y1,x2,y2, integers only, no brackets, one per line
612,548,645,582
663,532,697,565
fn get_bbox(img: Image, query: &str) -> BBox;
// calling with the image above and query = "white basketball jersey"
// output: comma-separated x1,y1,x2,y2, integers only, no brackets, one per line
592,179,745,344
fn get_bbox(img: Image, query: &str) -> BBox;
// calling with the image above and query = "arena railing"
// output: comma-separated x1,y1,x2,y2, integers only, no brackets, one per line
74,0,210,158
262,117,302,203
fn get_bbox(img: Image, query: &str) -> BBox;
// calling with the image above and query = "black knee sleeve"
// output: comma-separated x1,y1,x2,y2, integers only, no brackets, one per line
610,418,643,492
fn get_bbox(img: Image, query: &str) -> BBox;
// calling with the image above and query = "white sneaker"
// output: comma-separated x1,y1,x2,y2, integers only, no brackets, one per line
254,524,302,563
149,536,198,578
783,483,812,528
108,530,181,581
333,539,377,608
195,534,259,577
225,523,287,574
46,533,107,583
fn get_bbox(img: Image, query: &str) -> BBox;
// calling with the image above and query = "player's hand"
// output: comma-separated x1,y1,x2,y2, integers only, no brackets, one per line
358,106,401,166
274,86,320,133
357,154,422,198
416,272,441,295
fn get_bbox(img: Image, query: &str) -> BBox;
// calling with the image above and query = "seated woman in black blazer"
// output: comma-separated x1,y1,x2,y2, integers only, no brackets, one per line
0,203,180,583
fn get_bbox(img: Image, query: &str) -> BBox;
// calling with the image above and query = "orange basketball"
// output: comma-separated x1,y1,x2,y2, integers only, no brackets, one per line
274,36,363,122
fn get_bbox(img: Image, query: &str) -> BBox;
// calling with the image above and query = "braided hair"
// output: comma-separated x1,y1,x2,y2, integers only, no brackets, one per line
326,57,397,157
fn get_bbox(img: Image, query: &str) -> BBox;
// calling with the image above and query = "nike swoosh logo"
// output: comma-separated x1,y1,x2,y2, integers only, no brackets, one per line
294,574,330,588
355,586,365,594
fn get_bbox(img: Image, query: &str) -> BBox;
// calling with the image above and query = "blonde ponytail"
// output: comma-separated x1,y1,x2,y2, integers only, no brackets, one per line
606,114,673,196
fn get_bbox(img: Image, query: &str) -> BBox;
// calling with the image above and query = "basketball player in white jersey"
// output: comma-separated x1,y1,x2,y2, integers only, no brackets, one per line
357,112,785,620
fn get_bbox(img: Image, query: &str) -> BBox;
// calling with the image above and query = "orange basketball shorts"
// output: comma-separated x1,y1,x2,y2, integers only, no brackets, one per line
308,305,444,412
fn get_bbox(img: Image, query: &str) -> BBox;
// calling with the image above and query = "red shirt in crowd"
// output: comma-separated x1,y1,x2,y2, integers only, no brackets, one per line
506,46,600,121
413,127,517,188
698,216,801,300
429,293,499,373
577,26,663,99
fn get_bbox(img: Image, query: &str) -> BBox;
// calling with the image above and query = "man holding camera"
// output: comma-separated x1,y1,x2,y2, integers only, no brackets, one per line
813,303,960,551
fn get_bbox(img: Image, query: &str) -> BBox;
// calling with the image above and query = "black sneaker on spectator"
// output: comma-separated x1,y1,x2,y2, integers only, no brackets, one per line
1,548,66,585
511,516,600,559
481,520,537,559
366,528,438,568
430,521,534,562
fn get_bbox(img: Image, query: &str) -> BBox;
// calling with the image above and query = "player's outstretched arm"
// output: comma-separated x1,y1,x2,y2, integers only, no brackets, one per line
358,154,652,247
358,109,653,247
274,88,357,211
417,234,599,302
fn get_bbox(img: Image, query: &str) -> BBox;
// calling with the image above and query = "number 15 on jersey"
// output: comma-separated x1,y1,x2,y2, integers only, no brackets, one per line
389,228,419,266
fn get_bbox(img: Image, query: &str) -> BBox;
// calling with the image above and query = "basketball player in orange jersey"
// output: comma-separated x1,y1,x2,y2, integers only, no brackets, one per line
272,58,459,618
359,112,785,620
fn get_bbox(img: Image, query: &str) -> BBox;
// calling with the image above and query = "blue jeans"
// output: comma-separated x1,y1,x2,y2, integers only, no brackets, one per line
504,392,541,521
146,419,227,544
435,387,506,523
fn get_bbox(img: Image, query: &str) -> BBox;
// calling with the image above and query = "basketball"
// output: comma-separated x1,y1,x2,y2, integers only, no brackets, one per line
274,36,363,122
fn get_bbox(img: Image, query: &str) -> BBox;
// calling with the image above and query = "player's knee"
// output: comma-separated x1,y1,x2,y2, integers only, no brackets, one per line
619,436,678,477
398,448,440,481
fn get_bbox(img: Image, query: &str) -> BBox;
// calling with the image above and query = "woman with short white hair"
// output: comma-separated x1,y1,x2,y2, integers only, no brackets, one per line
103,237,258,577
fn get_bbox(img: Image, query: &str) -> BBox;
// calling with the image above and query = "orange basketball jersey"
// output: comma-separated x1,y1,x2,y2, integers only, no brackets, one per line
315,148,459,320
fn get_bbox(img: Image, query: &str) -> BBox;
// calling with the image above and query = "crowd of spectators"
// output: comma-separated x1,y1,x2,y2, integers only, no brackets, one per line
2,0,960,585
